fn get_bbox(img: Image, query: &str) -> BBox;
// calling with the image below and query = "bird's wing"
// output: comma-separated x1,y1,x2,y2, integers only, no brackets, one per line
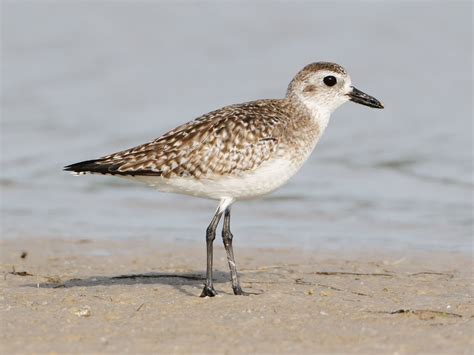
64,100,288,178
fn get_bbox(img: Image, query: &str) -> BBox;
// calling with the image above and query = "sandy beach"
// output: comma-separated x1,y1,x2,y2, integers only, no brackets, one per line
0,237,472,354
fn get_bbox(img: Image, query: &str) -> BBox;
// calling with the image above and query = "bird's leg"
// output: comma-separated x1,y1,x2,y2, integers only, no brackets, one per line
222,208,249,296
200,208,222,297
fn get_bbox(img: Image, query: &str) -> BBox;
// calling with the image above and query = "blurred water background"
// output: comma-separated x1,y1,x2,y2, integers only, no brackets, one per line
1,1,472,253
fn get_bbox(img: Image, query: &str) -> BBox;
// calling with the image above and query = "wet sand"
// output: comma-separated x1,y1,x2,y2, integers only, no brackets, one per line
0,237,472,354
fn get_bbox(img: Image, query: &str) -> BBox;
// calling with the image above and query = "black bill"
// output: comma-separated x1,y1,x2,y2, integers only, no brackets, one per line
348,87,384,109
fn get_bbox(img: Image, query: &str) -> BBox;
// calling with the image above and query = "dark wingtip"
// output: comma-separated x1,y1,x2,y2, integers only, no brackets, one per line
63,159,108,174
63,164,76,172
63,159,163,176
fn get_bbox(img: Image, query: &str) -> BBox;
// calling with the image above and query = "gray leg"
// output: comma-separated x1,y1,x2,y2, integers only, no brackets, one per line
222,208,249,296
200,209,222,297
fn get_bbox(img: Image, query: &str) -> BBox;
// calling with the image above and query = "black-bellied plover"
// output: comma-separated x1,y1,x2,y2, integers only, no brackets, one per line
65,62,383,297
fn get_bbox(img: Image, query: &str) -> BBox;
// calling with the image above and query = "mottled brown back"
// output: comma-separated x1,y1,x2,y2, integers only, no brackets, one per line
65,100,301,178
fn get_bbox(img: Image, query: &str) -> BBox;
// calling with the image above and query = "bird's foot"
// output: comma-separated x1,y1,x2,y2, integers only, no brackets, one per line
200,284,218,297
233,285,257,296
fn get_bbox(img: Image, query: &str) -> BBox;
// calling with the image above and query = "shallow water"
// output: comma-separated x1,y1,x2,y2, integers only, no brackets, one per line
1,2,472,252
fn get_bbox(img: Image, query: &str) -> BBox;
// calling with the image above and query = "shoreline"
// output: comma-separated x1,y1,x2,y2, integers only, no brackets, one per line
1,237,472,354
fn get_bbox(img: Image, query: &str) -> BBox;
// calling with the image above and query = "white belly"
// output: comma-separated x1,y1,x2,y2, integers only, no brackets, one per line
126,157,303,201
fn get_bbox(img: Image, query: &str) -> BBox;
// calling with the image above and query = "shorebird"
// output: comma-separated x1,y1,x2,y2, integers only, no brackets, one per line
65,62,383,297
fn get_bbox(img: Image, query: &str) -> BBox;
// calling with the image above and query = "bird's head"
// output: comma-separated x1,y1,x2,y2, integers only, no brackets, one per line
287,62,384,115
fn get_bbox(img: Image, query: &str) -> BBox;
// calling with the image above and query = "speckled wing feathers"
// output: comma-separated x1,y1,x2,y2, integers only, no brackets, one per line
65,100,289,179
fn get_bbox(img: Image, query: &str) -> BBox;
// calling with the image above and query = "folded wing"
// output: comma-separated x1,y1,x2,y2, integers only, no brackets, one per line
64,100,288,178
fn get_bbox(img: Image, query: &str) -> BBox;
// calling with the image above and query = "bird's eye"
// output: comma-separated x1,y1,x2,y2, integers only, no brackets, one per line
323,76,337,87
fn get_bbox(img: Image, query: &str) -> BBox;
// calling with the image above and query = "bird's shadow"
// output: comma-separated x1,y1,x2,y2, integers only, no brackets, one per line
23,271,235,297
